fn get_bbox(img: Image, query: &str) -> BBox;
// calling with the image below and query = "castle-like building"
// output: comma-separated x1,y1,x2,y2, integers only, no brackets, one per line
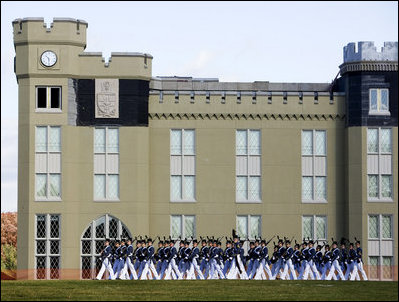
13,17,397,280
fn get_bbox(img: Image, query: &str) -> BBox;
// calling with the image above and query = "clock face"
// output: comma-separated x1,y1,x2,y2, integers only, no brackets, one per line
41,51,57,67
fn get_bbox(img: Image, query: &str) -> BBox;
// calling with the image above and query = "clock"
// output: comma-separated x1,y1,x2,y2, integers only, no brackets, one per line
40,50,57,67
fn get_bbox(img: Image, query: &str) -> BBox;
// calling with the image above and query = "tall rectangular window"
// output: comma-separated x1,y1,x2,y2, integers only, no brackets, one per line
302,130,327,203
35,126,61,201
170,215,196,239
36,86,62,111
369,88,389,115
236,215,261,239
35,214,61,279
94,128,119,201
368,214,393,280
170,129,196,202
302,215,327,240
367,128,393,201
236,130,261,202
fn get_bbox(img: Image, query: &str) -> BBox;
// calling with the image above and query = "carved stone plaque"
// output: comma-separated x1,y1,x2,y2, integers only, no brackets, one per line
95,79,119,118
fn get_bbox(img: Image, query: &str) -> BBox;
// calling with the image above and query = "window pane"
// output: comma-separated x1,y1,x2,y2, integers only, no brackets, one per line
302,131,313,155
302,177,313,200
50,87,60,109
94,175,106,200
183,176,195,200
107,128,119,153
37,87,47,108
108,175,119,199
94,129,106,153
108,217,118,240
95,216,105,239
315,131,326,156
370,89,378,111
368,175,378,198
382,215,392,239
236,216,248,239
369,256,379,280
381,176,392,198
249,216,261,239
50,240,60,254
49,174,61,197
36,174,47,197
36,240,46,254
367,129,378,153
48,127,61,152
368,215,379,239
184,216,195,238
50,215,60,239
171,216,182,239
249,176,261,201
236,130,247,155
315,216,326,240
302,216,314,239
171,176,182,200
36,256,46,279
36,127,47,152
380,129,392,153
315,177,326,200
36,215,46,238
382,257,392,279
183,130,195,155
249,130,260,155
171,130,182,155
50,256,60,279
380,89,389,111
236,176,247,201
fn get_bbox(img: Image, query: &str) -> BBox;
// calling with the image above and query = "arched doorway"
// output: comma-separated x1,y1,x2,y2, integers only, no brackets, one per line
80,214,131,279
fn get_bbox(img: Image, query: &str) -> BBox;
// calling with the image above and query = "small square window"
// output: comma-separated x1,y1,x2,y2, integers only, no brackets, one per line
36,87,61,110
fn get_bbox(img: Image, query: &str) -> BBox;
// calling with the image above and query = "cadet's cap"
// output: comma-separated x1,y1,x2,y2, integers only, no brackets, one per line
261,239,266,244
170,240,175,244
115,240,121,244
201,239,207,243
325,244,330,248
349,242,354,246
317,245,322,249
332,241,338,245
294,244,300,248
147,238,153,243
165,240,170,244
255,239,260,243
285,240,291,244
105,238,110,242
226,240,231,244
193,239,198,243
278,239,284,243
159,240,164,244
303,241,308,246
250,241,255,245
356,240,361,244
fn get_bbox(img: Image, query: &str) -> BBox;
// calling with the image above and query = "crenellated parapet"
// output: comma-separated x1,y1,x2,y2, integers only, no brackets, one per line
340,41,398,75
12,18,152,80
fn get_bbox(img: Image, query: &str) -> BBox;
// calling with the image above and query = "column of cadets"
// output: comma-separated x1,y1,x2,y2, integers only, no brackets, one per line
96,230,368,280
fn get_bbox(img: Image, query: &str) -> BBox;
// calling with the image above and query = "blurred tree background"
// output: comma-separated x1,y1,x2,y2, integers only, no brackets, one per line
1,212,17,271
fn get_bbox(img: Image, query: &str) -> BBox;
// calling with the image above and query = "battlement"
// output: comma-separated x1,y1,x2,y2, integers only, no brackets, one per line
343,41,398,63
12,17,88,48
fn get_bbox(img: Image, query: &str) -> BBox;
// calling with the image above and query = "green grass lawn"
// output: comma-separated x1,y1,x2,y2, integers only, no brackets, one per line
1,280,398,301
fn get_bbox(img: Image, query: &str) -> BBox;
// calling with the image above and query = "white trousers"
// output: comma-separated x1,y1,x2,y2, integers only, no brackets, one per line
96,258,115,280
280,259,297,280
326,260,345,280
164,259,182,280
141,260,159,280
186,260,205,280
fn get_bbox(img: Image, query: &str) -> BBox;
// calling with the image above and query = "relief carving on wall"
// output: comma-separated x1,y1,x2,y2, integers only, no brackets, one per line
95,79,119,118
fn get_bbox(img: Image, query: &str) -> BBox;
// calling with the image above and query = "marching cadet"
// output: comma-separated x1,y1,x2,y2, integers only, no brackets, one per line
111,240,121,279
280,239,297,280
314,244,324,273
326,241,346,280
260,239,273,280
199,239,210,278
271,239,286,280
297,241,308,280
186,239,204,280
159,240,170,280
155,240,164,275
353,240,368,280
246,241,255,277
269,244,279,279
141,238,159,280
124,238,138,280
303,240,320,280
202,239,213,279
340,239,348,275
208,240,225,279
292,243,302,277
181,240,192,278
177,240,186,276
223,240,233,277
249,240,262,279
165,239,182,280
345,242,356,280
133,240,142,273
96,239,115,280
321,244,336,280
137,240,148,279
117,239,128,279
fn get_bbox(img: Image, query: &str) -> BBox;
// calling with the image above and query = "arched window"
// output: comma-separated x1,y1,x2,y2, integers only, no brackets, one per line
80,214,131,279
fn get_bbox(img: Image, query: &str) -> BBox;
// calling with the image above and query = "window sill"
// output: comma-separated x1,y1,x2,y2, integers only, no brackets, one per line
367,198,393,203
170,199,196,203
236,200,262,204
35,109,63,113
368,111,390,116
302,200,328,204
35,198,62,202
94,199,120,202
